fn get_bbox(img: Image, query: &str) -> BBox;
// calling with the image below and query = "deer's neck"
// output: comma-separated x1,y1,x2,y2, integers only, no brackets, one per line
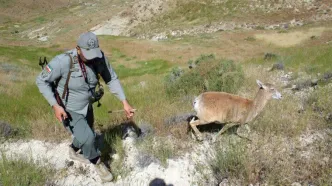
245,89,270,123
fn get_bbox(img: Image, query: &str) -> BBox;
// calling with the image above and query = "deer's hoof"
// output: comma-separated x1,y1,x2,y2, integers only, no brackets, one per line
196,135,203,141
212,136,218,143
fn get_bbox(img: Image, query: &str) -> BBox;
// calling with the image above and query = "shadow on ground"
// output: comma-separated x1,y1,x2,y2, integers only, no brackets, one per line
96,120,142,165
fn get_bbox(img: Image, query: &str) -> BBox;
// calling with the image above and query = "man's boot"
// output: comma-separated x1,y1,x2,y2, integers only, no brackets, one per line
94,159,113,182
68,146,90,164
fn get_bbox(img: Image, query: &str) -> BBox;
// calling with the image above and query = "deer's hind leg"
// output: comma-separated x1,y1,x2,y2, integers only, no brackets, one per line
189,118,204,141
235,124,252,142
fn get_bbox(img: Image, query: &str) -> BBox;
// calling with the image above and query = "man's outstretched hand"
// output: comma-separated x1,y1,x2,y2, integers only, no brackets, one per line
122,100,135,119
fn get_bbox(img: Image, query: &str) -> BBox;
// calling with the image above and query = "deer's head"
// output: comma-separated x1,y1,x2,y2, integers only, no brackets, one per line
256,80,282,100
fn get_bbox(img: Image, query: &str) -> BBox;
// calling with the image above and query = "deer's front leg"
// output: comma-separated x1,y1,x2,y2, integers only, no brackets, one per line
212,123,239,143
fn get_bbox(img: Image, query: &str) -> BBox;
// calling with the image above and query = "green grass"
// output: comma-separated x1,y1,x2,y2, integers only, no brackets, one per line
0,46,61,69
280,45,332,74
0,84,54,137
34,16,47,24
114,59,171,78
252,45,332,75
251,94,310,137
0,45,63,138
0,0,12,8
111,48,127,59
137,136,175,167
210,139,249,184
0,154,54,186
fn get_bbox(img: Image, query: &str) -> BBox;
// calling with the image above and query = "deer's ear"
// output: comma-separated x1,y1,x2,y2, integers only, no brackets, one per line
256,80,264,87
257,80,268,89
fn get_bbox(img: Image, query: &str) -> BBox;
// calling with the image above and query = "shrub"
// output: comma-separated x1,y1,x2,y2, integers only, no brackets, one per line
0,154,54,186
164,54,244,97
210,139,249,183
306,84,332,127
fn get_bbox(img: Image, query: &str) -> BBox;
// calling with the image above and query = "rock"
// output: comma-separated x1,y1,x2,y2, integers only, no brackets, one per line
269,62,284,71
137,153,159,168
38,36,49,42
138,121,154,138
291,182,302,186
264,53,278,60
112,154,120,160
0,121,14,138
151,33,168,41
45,180,58,186
219,179,229,186
164,113,195,126
139,81,147,88
65,160,74,167
294,8,300,13
283,24,289,29
326,113,332,123
279,72,292,85
310,35,317,40
188,63,196,69
322,72,332,81
292,79,318,91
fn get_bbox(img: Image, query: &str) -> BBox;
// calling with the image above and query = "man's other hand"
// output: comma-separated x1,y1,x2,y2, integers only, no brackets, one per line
52,104,68,122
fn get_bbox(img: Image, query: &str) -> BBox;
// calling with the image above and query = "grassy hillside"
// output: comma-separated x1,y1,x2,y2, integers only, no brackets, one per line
1,32,332,183
0,0,332,185
133,0,330,35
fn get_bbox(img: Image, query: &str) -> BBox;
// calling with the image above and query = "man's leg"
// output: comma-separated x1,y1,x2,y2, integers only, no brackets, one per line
66,110,99,161
86,105,104,152
66,110,113,182
71,105,94,153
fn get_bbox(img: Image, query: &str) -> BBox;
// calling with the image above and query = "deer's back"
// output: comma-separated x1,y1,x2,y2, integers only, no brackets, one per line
194,92,252,123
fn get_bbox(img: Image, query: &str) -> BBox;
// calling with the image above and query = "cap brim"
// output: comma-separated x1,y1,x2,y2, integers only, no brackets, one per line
81,48,102,60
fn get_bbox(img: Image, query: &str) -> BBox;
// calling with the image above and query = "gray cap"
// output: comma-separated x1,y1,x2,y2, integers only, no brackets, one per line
77,32,102,60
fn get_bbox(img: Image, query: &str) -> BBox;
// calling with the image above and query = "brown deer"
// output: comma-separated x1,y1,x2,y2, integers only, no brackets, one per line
189,80,282,141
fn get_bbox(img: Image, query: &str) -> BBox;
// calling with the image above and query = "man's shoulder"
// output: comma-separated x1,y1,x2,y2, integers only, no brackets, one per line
53,49,76,63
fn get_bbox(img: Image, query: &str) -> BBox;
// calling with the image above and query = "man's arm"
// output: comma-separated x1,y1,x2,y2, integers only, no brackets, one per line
100,56,134,118
36,55,68,121
36,56,63,106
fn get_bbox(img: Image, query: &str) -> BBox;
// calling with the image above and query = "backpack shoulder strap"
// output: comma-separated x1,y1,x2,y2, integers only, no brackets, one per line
62,53,74,99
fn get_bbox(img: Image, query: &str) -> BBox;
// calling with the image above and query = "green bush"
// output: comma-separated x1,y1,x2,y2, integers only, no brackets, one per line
165,54,244,97
164,67,204,96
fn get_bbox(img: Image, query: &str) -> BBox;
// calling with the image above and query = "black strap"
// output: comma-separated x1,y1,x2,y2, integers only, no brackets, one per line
62,54,74,99
78,56,99,102
78,56,94,93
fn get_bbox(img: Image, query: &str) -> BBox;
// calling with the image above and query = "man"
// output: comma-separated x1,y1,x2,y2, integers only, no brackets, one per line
36,32,135,182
